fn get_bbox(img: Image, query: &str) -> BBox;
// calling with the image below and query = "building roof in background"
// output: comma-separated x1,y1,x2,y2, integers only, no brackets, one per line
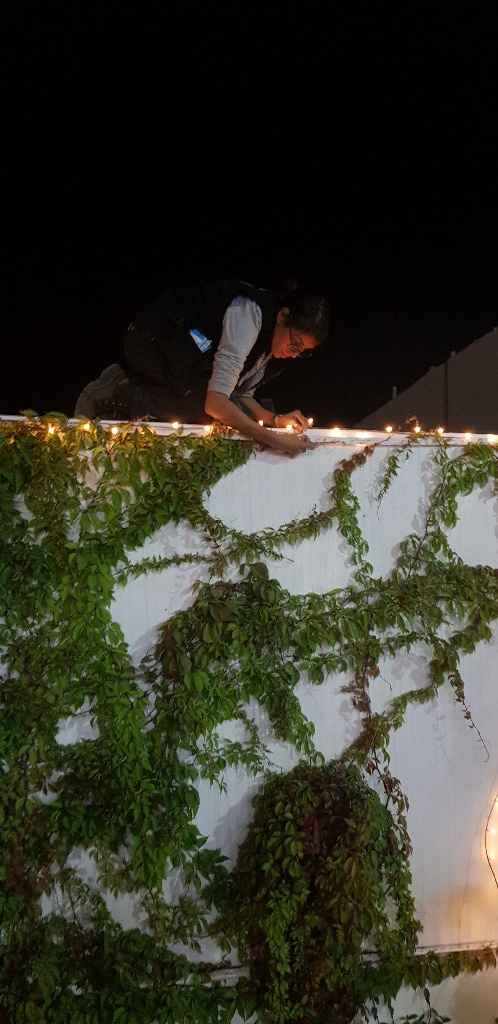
358,326,498,433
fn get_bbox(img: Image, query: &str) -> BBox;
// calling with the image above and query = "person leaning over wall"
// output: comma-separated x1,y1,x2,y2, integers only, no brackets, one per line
74,279,330,456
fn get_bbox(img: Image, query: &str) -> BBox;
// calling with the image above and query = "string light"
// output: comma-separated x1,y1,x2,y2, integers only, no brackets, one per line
204,424,213,434
385,425,393,434
414,425,421,434
285,424,293,433
258,419,264,427
171,421,180,430
436,427,445,435
110,426,119,436
47,425,56,435
307,417,314,427
463,432,472,442
80,421,91,432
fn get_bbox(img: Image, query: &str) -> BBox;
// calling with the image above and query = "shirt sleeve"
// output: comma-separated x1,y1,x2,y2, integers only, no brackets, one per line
207,296,262,396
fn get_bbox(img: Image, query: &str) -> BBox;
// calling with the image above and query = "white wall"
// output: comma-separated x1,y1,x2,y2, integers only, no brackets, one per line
68,430,498,1021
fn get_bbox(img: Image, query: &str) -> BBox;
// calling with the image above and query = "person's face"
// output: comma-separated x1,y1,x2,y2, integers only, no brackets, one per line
271,308,319,359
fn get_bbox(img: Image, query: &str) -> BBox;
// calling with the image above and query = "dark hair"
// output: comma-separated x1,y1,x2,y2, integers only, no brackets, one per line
282,287,330,345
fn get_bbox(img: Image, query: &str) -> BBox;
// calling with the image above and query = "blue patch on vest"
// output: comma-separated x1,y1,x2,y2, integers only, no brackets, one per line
190,328,213,353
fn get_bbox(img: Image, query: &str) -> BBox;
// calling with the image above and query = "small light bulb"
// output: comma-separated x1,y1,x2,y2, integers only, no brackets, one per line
285,424,293,432
307,417,314,427
171,421,180,430
258,419,264,427
385,425,393,434
110,426,119,436
436,426,445,435
81,421,91,432
204,424,212,434
414,425,421,434
47,425,55,435
463,431,472,441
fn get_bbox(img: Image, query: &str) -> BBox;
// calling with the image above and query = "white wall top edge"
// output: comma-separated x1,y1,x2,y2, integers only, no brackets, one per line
0,415,496,446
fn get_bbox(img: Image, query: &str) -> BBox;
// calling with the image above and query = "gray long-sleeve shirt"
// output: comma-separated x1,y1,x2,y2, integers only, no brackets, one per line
207,296,272,399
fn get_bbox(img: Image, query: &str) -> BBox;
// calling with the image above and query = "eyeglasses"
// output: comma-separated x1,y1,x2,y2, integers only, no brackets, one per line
288,328,314,359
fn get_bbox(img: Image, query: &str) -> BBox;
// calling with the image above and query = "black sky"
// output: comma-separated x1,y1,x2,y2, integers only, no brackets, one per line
2,3,497,425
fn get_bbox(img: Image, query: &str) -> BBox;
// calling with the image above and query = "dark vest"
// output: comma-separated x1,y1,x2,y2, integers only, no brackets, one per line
132,279,285,397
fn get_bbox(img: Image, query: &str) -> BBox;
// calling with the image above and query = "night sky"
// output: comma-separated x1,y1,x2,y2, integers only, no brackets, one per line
2,4,497,427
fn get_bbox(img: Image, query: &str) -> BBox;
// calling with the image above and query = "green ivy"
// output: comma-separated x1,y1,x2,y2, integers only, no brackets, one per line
1,416,498,1022
215,760,420,1024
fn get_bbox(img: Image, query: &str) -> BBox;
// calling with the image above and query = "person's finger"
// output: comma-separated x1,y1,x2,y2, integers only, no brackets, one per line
280,418,303,433
292,409,309,428
277,439,301,456
294,437,311,452
293,432,313,449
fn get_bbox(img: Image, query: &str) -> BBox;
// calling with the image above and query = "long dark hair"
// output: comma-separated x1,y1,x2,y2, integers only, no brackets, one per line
280,281,330,345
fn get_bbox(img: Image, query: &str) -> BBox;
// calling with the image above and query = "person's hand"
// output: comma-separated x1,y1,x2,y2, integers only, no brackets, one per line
274,410,309,433
267,431,314,456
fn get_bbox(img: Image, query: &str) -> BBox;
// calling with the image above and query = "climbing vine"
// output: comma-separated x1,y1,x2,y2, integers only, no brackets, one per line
216,759,421,1024
1,414,498,1022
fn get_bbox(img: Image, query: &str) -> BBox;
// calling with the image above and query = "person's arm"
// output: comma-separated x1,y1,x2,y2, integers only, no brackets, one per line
235,395,275,425
205,391,313,454
207,297,262,398
204,297,312,454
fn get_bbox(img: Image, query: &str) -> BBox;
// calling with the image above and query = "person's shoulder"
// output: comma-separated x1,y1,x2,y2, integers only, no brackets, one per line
229,293,262,311
230,279,281,315
226,293,263,324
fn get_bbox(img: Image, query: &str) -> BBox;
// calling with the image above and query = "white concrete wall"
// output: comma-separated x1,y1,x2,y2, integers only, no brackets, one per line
67,429,498,1020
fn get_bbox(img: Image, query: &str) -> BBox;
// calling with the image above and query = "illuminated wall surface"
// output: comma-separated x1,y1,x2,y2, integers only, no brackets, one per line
50,428,498,1021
